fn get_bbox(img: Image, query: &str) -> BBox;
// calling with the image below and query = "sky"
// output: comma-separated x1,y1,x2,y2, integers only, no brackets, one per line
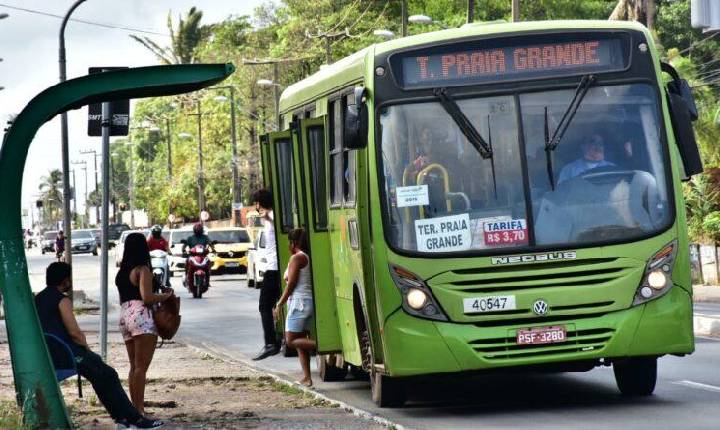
0,0,267,227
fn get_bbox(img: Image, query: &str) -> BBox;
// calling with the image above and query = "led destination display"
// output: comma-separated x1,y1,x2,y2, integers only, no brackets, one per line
397,35,628,88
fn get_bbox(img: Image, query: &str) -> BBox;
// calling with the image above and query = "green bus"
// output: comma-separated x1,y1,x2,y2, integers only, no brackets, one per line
260,20,702,407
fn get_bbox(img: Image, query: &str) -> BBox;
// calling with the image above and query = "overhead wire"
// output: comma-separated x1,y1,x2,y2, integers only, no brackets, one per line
0,2,170,37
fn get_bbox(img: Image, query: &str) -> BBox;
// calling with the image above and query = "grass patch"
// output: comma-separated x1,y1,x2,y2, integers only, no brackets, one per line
0,400,26,429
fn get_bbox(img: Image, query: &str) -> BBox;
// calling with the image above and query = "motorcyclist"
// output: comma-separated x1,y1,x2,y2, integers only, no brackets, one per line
147,225,169,252
55,231,65,261
183,222,213,294
183,222,211,251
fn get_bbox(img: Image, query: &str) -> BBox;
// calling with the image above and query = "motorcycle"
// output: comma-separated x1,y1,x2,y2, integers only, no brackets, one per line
150,249,170,289
182,243,211,299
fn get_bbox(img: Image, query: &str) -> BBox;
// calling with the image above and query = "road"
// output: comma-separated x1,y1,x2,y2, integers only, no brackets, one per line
20,249,720,430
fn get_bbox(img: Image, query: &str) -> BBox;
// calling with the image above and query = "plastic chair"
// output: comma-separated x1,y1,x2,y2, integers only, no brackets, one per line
43,333,83,398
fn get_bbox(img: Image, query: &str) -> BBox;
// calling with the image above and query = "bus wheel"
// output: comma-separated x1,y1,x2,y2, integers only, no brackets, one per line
371,371,406,407
349,364,369,380
361,328,406,407
317,354,348,382
613,357,657,396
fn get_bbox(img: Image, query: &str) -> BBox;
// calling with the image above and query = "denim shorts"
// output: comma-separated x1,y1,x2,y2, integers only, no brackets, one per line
285,297,314,333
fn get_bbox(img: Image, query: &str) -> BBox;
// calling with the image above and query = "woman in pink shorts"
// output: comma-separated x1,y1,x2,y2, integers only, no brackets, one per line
116,233,173,417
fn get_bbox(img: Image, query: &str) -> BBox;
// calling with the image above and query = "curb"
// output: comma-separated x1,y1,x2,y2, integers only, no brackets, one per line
182,341,407,430
694,315,720,337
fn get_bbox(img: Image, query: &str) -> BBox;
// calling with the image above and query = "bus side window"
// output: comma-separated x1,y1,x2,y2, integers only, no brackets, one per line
307,124,328,229
275,138,296,232
330,99,344,207
344,93,357,206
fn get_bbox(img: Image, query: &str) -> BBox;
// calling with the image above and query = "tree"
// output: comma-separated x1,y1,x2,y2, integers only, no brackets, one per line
131,7,205,64
38,169,63,228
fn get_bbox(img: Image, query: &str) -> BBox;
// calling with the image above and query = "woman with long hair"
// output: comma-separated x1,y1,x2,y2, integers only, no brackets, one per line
272,228,316,387
115,232,173,417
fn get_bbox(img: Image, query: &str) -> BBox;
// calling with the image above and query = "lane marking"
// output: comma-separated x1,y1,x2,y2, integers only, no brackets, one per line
673,380,720,393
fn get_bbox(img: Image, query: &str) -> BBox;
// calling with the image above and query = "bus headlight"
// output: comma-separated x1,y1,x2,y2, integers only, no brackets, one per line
390,264,448,321
406,288,428,310
647,270,667,289
633,241,677,306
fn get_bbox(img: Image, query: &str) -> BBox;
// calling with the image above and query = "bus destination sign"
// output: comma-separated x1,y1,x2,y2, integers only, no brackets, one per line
397,36,627,88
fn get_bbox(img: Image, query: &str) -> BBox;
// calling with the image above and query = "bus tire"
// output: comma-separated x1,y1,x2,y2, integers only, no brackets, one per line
371,371,406,407
613,357,657,396
349,364,369,380
317,354,348,382
361,327,406,407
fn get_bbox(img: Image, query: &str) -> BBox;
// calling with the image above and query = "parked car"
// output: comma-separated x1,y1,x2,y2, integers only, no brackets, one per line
70,229,98,255
107,223,131,249
207,227,253,274
91,229,101,248
168,228,194,276
41,230,59,254
246,230,269,288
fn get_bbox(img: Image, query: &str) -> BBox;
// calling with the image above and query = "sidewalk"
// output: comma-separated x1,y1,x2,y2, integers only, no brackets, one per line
693,285,720,337
0,330,389,429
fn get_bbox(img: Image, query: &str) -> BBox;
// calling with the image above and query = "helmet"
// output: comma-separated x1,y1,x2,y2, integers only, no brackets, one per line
151,225,162,239
193,222,204,236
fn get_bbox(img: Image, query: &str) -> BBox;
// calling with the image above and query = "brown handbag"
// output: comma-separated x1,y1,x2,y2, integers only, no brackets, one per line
153,289,181,340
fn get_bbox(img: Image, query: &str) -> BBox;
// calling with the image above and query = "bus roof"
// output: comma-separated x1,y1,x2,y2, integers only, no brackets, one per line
279,20,651,113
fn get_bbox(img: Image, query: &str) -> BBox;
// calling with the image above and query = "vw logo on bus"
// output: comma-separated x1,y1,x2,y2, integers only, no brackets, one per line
532,299,549,316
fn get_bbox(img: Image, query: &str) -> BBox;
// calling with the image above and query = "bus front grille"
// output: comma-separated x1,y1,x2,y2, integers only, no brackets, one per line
469,328,615,361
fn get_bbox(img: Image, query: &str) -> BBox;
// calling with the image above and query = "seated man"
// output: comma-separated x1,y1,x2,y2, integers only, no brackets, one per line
557,134,615,185
35,262,163,429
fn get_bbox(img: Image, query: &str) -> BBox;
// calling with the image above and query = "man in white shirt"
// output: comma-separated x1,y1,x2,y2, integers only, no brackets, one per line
251,189,281,360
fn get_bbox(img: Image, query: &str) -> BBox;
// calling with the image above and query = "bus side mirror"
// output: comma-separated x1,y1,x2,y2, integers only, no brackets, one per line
667,91,703,179
344,86,368,150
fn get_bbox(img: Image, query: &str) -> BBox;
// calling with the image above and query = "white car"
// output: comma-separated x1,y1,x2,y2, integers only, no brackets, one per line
168,228,194,276
114,229,148,267
246,230,269,288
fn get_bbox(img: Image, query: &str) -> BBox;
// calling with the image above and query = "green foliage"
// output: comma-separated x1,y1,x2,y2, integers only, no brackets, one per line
122,0,720,235
38,169,63,228
131,7,206,64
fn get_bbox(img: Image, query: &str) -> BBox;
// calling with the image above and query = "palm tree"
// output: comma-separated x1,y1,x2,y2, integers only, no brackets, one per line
131,7,205,64
39,169,63,227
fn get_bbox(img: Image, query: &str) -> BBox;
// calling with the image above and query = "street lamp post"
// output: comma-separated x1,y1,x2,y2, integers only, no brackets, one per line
408,14,449,29
178,97,206,215
72,160,88,227
257,78,283,131
80,149,101,225
59,0,87,282
211,85,241,223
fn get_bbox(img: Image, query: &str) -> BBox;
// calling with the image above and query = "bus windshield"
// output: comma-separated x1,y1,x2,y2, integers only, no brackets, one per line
379,83,671,254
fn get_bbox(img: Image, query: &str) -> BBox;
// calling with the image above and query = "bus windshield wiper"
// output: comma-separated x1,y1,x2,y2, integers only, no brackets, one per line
433,88,492,159
544,74,596,189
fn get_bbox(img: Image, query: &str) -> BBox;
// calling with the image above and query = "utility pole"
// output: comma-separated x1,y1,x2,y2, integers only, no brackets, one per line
80,149,101,225
646,0,654,32
401,0,408,37
165,117,173,179
71,160,87,227
512,0,520,22
71,168,77,226
467,0,475,23
127,144,135,228
197,101,205,212
59,0,86,296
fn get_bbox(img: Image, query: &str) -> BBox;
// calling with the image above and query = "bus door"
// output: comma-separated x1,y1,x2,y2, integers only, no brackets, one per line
259,134,271,188
265,130,298,294
295,117,342,352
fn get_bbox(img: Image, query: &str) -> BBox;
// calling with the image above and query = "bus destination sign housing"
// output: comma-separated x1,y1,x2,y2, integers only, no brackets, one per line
392,33,630,89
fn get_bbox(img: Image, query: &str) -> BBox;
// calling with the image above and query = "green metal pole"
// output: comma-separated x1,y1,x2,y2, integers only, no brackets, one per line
0,63,234,428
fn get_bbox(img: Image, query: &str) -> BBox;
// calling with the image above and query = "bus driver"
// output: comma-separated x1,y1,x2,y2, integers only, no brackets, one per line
557,134,615,185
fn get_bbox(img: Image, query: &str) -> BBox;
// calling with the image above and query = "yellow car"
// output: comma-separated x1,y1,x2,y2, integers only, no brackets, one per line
207,227,253,274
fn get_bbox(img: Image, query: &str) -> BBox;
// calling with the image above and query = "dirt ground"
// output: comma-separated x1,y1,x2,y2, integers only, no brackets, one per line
0,332,388,429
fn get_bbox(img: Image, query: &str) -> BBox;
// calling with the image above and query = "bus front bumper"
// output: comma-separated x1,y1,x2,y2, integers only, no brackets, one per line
383,285,694,377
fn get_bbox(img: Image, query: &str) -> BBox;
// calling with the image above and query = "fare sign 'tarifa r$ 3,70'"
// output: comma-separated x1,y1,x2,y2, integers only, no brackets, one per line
398,37,626,88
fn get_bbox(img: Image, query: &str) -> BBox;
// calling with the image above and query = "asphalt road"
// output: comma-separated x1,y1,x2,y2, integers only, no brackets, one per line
21,249,720,430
